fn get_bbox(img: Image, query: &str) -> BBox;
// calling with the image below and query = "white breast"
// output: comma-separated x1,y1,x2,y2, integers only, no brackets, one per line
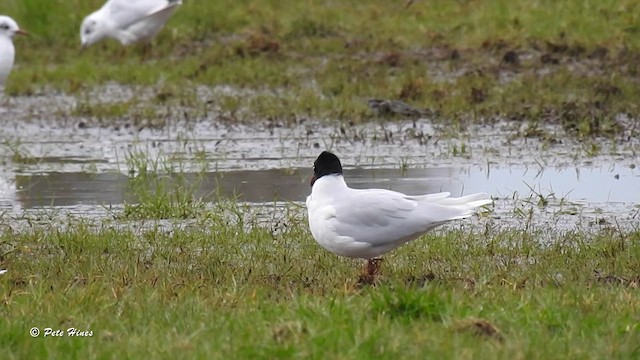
0,36,15,85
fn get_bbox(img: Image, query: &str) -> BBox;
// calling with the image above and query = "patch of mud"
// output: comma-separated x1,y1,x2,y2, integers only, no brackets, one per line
454,318,504,342
593,270,640,289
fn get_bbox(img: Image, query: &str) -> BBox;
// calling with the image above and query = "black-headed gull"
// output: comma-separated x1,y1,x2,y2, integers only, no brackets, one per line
306,151,492,278
80,0,182,47
0,16,27,86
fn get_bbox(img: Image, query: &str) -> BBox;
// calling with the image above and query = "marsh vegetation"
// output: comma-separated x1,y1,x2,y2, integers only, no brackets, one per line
3,0,640,139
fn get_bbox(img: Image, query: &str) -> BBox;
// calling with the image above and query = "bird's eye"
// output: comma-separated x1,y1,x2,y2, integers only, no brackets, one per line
84,21,96,35
0,23,9,30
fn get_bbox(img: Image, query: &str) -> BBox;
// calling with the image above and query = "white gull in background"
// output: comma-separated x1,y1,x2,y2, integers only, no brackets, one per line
0,16,27,87
80,0,182,47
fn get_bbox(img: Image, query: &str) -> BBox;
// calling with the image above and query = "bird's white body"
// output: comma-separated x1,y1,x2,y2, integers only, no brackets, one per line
0,35,15,85
0,16,25,86
307,174,491,259
81,0,182,47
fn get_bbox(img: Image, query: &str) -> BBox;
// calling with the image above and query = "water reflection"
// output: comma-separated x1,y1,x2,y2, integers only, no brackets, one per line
11,164,639,209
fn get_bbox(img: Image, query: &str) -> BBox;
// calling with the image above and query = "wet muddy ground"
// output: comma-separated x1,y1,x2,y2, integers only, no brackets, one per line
1,85,639,233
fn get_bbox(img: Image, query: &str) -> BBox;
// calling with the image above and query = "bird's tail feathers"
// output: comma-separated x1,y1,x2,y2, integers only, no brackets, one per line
406,192,450,201
436,192,491,206
422,193,492,223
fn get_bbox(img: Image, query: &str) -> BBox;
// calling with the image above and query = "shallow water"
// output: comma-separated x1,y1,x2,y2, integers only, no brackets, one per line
8,164,639,208
1,85,639,232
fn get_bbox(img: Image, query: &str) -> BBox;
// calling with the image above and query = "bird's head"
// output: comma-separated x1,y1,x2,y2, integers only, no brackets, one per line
0,16,27,38
80,13,106,48
311,151,343,187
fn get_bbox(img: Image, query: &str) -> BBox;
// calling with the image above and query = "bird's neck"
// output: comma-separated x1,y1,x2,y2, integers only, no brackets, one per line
0,36,14,54
312,174,348,196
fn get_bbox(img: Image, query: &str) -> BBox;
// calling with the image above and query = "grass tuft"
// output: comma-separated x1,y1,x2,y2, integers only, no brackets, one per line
371,284,448,322
119,151,207,220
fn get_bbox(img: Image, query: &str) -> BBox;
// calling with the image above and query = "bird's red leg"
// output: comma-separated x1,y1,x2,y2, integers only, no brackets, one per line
357,258,384,286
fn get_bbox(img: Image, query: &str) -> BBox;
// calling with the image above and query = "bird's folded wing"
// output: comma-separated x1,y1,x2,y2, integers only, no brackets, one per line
137,3,181,28
104,0,178,29
330,189,429,247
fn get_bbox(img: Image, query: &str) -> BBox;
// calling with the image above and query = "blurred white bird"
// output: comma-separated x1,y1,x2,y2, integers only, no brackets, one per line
306,151,492,279
80,0,182,47
0,16,27,86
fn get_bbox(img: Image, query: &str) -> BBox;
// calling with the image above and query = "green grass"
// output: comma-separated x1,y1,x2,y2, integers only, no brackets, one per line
3,0,640,137
1,212,639,358
118,150,208,220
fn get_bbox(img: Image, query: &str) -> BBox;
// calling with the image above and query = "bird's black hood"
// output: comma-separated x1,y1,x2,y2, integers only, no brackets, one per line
310,151,343,187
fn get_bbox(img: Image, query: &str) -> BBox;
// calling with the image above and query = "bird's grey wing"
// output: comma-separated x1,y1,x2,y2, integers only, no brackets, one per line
330,189,429,247
405,192,450,201
103,0,176,29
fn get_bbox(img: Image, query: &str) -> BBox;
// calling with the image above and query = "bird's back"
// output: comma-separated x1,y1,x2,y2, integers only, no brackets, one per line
102,0,181,44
